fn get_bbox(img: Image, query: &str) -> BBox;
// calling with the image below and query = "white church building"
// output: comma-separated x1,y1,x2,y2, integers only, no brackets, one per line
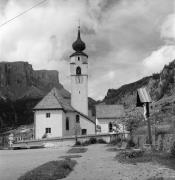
33,27,95,139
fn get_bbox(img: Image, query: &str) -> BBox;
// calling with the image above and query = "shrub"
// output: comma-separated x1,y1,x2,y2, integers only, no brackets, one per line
110,138,122,146
74,141,81,146
171,141,175,157
18,159,76,180
89,137,97,144
81,140,90,146
97,138,107,144
126,139,136,148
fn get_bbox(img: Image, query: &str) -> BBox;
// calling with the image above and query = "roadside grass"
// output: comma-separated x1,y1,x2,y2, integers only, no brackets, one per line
67,147,87,154
18,159,76,180
116,150,175,170
59,154,82,159
146,177,165,180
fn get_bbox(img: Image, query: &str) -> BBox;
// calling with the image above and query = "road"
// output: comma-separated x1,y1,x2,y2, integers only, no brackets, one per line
0,146,69,180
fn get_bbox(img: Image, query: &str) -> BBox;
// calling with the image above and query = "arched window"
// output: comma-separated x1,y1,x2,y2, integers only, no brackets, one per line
76,115,80,123
76,66,81,75
66,117,69,130
109,122,113,132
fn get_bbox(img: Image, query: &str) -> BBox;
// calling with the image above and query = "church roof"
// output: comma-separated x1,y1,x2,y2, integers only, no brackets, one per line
70,26,88,58
96,104,125,119
33,88,74,111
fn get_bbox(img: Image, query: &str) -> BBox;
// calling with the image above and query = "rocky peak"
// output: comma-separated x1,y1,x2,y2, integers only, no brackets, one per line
0,61,61,100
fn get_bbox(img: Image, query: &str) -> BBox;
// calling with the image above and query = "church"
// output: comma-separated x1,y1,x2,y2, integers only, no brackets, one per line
33,27,95,139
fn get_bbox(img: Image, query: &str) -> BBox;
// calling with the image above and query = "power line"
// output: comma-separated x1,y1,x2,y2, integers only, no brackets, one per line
0,0,48,29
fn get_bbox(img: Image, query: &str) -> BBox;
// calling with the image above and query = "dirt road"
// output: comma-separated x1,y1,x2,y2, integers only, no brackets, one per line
65,144,175,180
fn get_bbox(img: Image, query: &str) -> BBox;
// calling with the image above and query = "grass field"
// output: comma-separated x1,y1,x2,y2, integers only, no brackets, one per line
18,159,76,180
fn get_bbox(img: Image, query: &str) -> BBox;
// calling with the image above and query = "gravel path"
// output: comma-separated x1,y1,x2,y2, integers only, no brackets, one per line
65,144,175,180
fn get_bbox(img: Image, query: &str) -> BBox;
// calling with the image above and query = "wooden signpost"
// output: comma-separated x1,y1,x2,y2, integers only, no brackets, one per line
136,87,152,146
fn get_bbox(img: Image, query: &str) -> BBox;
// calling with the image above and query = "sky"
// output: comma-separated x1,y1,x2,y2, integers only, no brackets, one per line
0,0,175,100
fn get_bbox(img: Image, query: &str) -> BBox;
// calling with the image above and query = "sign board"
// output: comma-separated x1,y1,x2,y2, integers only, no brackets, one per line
136,87,152,107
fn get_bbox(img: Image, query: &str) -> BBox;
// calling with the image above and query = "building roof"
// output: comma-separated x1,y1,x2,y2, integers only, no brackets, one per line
96,104,125,119
33,87,95,124
33,88,74,111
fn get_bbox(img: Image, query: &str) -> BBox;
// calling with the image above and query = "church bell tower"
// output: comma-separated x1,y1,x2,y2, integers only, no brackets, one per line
70,26,88,115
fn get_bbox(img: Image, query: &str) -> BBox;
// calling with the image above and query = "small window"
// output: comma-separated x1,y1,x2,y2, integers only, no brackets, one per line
76,66,81,75
46,113,50,118
45,128,51,133
76,115,80,123
78,57,80,61
66,117,69,130
82,129,87,135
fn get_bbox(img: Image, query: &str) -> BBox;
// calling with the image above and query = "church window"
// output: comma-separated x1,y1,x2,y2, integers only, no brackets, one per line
76,115,80,123
78,57,80,61
46,113,50,118
45,128,51,133
66,117,69,130
76,66,81,75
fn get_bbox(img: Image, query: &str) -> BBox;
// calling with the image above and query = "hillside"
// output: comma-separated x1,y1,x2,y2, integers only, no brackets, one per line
103,59,175,124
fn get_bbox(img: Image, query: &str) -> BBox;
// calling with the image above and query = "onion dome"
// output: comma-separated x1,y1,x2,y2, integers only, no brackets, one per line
72,26,86,52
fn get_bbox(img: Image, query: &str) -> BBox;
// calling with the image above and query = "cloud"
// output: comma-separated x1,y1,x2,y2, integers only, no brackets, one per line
143,2,175,75
0,0,174,100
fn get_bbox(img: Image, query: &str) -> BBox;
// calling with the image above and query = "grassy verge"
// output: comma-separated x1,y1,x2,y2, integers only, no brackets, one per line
59,155,82,159
18,159,76,180
116,150,175,170
67,147,87,154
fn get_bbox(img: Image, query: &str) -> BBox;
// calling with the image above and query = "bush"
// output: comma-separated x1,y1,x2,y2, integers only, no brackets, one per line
116,149,146,164
110,138,122,146
171,141,175,157
126,139,136,148
81,140,90,146
18,159,76,180
74,141,81,146
89,137,97,144
97,138,107,144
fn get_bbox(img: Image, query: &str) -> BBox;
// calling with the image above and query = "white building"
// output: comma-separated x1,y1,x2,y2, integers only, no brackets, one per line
96,104,125,134
33,27,95,139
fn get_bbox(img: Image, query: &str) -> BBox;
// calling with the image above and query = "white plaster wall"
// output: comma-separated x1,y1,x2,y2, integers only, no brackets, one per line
62,112,95,136
70,55,88,116
80,116,95,135
97,118,125,134
35,110,63,139
97,119,109,134
62,112,76,136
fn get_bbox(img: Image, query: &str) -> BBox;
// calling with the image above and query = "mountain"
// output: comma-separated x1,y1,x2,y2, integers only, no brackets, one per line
0,61,97,132
0,61,68,131
0,61,64,100
103,59,175,124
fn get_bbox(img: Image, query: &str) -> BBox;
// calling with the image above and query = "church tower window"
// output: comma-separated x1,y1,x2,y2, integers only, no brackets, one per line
76,66,81,75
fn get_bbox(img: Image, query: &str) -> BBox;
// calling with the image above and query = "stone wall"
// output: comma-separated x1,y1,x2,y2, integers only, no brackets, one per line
133,133,175,152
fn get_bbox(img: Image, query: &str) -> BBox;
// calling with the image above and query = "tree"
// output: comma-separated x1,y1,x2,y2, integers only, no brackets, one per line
126,118,140,139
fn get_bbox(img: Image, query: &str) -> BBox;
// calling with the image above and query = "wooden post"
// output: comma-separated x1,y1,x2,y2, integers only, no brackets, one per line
144,102,152,146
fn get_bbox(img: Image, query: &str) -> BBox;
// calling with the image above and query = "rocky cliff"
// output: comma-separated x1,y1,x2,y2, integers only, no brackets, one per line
103,59,175,123
0,61,69,131
0,61,64,100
